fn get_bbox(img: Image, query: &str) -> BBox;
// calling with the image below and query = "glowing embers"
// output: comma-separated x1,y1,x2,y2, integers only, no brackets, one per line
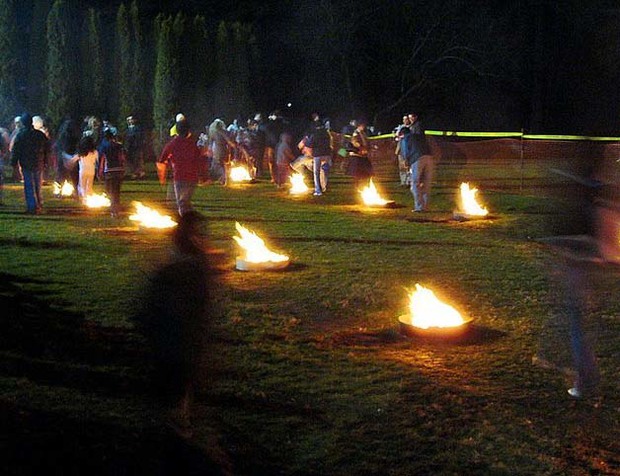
454,182,489,220
83,193,111,208
233,222,290,271
53,181,75,197
398,284,472,338
360,179,394,207
129,201,177,229
230,165,253,182
289,173,309,195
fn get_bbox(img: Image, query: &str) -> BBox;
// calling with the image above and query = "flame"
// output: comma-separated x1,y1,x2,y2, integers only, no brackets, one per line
459,183,488,216
230,165,252,182
360,179,391,206
289,173,309,194
53,181,75,197
407,284,465,329
129,201,177,229
233,222,289,264
84,193,111,208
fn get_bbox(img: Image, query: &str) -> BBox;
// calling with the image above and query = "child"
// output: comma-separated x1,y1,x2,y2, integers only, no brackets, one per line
77,135,99,201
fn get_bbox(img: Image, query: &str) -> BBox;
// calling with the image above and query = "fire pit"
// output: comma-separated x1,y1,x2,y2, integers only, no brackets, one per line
453,182,490,221
360,179,395,207
53,180,75,198
398,284,473,338
289,173,309,195
84,193,111,209
233,222,290,271
129,201,177,229
230,165,253,183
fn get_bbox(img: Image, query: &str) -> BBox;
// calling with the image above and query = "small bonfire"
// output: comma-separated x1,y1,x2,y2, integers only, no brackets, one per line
454,182,489,220
53,180,75,198
230,165,253,183
289,173,309,195
83,193,111,209
360,179,394,207
129,201,177,229
233,222,290,271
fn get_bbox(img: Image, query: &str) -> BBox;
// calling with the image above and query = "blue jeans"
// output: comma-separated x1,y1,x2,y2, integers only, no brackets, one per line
313,155,331,193
410,155,434,211
22,168,43,212
174,180,197,216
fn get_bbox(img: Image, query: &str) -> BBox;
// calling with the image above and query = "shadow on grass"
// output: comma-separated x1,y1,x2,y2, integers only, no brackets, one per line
0,237,88,250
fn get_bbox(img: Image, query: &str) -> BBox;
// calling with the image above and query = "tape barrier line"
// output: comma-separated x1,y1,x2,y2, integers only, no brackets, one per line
346,131,620,141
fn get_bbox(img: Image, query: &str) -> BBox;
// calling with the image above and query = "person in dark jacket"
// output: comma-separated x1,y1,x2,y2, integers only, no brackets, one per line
400,113,434,212
346,119,373,189
98,129,125,217
125,115,146,179
11,113,50,214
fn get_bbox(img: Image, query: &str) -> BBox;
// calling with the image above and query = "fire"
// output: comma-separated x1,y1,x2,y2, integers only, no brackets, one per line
458,182,488,216
129,201,177,229
53,181,75,197
407,284,465,329
84,193,111,208
230,165,252,182
289,173,309,194
360,179,391,206
233,222,289,264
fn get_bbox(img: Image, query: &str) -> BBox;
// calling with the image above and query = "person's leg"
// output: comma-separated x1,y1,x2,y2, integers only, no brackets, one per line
312,156,322,195
174,180,196,216
420,156,434,211
33,169,43,211
22,168,36,212
320,156,330,192
410,161,422,211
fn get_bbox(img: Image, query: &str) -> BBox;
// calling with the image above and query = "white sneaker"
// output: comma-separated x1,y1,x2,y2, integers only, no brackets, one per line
567,387,582,398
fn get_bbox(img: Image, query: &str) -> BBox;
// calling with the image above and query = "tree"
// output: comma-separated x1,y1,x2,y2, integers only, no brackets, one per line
26,0,51,114
130,0,149,126
81,8,105,116
45,0,80,128
0,0,18,123
116,3,134,129
152,14,176,139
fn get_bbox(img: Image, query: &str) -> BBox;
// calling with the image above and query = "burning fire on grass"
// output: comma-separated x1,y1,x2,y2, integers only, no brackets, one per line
360,179,394,207
53,181,75,197
129,201,177,229
233,222,290,270
289,173,309,195
455,182,489,218
399,284,472,337
230,165,253,182
84,193,111,208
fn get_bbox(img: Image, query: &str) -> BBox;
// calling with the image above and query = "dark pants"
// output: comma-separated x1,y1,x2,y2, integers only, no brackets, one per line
22,167,43,212
105,171,124,214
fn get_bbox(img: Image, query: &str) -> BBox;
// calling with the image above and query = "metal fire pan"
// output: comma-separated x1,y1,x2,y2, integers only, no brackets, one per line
398,314,474,339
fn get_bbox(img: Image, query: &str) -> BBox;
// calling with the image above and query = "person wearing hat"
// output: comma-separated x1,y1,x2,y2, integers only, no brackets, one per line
10,113,50,214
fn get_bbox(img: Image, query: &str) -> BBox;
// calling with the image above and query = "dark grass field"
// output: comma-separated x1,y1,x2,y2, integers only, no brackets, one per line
1,163,619,475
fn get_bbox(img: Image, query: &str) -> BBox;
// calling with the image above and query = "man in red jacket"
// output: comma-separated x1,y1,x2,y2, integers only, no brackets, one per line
158,119,206,216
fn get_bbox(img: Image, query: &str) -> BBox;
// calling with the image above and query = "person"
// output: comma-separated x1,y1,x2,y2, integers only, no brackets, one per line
302,115,332,196
55,118,81,193
32,115,54,183
0,125,10,205
535,156,619,398
275,132,295,187
76,135,99,201
400,113,434,212
98,128,125,217
125,115,146,179
247,117,266,178
394,115,412,186
346,119,373,189
264,111,286,183
9,116,25,182
208,118,235,186
158,119,206,216
10,113,50,214
133,210,214,435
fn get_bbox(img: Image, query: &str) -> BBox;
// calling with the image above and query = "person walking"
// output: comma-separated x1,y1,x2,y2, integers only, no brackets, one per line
346,119,373,190
158,119,206,216
98,129,125,217
10,113,50,214
76,135,99,201
400,113,434,212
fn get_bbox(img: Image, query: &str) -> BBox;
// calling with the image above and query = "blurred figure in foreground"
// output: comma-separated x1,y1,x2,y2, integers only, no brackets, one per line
134,211,214,436
536,152,619,398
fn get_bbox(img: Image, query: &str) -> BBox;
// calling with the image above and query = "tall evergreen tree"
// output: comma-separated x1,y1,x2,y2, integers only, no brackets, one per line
26,0,51,114
0,0,18,123
188,15,215,124
116,3,134,130
152,14,176,141
81,8,105,116
46,0,80,128
130,0,148,125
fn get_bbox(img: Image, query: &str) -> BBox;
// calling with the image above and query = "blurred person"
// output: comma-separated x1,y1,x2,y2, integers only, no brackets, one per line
0,124,10,204
208,118,235,186
535,154,619,398
264,110,286,183
133,210,214,436
98,128,125,217
76,135,99,201
400,113,434,212
275,131,295,187
158,119,206,216
346,119,373,189
56,118,81,192
32,115,54,183
247,117,266,177
9,116,24,182
394,115,412,186
302,115,332,196
10,113,50,214
125,115,146,179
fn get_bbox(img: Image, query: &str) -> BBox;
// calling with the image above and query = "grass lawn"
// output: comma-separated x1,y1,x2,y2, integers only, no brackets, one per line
1,165,619,475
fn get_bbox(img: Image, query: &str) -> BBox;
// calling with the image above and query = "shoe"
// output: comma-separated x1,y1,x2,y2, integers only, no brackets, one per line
313,192,322,196
568,387,582,398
